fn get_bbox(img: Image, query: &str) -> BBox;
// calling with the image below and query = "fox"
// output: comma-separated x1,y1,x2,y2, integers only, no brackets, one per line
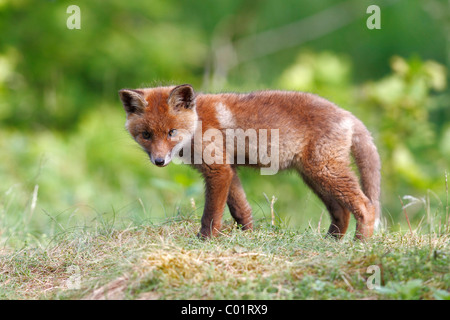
119,84,381,240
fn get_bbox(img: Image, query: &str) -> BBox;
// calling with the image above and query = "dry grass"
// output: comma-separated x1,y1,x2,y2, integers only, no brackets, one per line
1,218,449,300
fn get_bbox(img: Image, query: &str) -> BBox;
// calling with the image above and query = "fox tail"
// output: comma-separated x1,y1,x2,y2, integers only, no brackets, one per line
351,119,382,229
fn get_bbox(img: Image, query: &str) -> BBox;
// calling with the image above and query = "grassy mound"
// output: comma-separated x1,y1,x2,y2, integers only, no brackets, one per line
1,217,449,300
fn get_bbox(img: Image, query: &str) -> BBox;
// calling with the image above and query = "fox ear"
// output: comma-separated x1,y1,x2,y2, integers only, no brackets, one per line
168,84,196,110
119,89,148,115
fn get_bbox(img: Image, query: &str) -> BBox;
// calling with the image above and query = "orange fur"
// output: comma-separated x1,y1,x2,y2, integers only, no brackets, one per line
119,84,381,240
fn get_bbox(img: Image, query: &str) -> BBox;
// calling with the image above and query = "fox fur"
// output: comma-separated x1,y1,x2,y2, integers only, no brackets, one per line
119,84,381,240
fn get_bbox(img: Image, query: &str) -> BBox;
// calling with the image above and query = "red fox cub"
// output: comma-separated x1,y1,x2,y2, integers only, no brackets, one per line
119,84,381,240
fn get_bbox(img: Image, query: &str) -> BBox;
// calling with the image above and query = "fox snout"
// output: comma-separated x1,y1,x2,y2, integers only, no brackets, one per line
154,158,165,166
149,152,172,167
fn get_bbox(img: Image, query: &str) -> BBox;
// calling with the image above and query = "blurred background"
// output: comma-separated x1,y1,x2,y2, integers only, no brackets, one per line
0,0,449,243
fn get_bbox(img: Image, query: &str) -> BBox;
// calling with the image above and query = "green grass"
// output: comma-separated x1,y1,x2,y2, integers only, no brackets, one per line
1,215,449,300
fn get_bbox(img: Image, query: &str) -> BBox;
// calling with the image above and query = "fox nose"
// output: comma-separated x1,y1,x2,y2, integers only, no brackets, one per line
154,158,165,166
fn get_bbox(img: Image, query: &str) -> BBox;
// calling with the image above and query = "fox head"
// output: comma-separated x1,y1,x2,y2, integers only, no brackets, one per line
119,84,198,167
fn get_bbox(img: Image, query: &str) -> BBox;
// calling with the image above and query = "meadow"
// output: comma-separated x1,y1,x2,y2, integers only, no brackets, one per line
1,214,449,300
0,0,449,300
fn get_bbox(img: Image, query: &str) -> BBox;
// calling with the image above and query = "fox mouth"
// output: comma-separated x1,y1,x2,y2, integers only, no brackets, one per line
149,154,171,167
154,162,169,167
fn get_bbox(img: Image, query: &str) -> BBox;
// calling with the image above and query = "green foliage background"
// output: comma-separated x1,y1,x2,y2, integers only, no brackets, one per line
0,0,449,241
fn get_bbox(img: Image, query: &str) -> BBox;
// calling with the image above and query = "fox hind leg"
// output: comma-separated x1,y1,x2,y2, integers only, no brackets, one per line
300,172,351,239
322,196,351,239
300,158,375,240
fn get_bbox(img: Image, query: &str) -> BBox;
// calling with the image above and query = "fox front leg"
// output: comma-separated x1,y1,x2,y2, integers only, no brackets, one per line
227,168,253,230
198,165,234,238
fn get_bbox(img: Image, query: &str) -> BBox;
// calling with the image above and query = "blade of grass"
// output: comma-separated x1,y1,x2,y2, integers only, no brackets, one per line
398,196,413,235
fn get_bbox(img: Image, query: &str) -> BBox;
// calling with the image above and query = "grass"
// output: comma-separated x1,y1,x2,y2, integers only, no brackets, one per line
1,214,449,300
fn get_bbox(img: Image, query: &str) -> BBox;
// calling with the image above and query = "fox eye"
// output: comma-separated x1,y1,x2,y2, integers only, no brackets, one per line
168,129,177,137
142,131,152,140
